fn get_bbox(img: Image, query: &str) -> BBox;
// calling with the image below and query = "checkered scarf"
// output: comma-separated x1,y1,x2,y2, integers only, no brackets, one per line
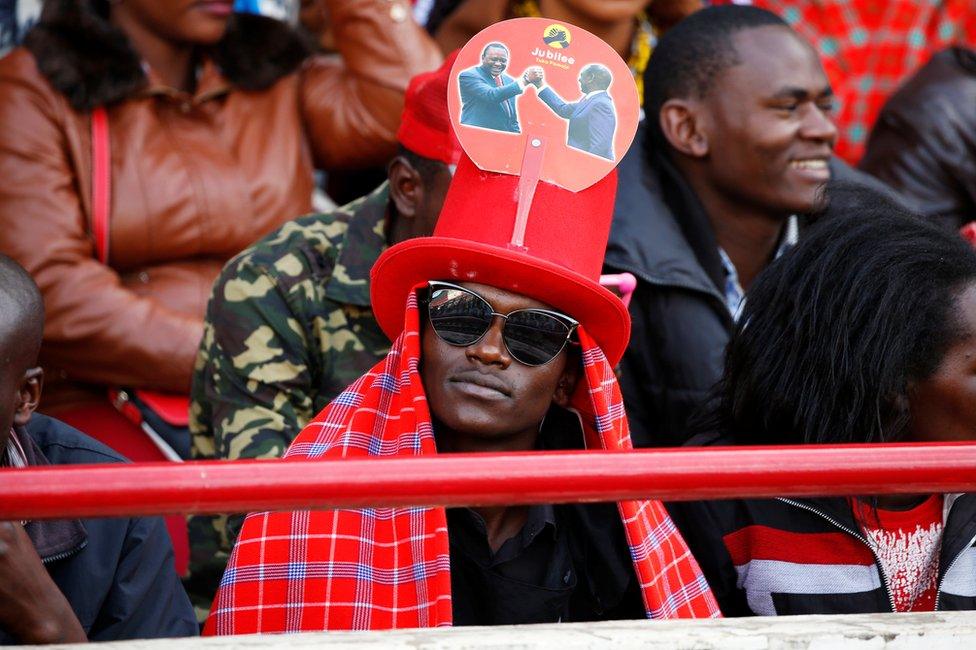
205,291,719,635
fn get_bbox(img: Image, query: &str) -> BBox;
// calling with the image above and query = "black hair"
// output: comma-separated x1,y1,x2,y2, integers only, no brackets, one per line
395,144,449,185
423,0,464,37
0,255,44,369
643,5,789,147
706,183,976,445
582,64,612,91
26,1,312,112
480,42,509,59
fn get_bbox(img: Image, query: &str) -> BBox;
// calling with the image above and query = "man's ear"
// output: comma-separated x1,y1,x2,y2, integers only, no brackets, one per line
552,358,580,408
388,156,423,219
13,367,43,427
659,98,709,158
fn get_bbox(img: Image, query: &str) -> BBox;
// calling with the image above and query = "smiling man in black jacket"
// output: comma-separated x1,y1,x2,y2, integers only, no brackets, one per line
605,5,898,448
0,254,197,643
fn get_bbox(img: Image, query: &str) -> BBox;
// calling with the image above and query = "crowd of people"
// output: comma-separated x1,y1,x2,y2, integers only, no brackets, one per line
0,0,975,643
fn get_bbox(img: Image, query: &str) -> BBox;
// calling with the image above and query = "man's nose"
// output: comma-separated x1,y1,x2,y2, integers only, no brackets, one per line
465,316,511,368
801,105,838,146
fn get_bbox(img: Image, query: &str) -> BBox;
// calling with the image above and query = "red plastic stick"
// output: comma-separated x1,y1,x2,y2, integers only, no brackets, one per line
508,135,547,250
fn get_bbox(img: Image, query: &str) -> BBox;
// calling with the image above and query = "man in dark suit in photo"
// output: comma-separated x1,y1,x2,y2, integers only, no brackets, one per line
459,42,538,133
534,64,617,160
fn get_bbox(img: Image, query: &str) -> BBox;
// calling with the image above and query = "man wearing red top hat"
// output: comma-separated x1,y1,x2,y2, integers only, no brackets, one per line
204,21,719,633
184,55,462,618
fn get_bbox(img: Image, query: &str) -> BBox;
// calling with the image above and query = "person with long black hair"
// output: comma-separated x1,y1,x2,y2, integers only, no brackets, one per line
604,5,898,450
670,185,976,616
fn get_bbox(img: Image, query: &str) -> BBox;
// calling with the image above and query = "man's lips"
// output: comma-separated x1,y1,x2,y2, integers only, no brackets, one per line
789,158,829,170
194,0,233,17
788,156,831,181
449,371,512,399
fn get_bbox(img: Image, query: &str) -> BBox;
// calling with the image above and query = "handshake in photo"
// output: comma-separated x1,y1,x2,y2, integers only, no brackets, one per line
521,66,545,88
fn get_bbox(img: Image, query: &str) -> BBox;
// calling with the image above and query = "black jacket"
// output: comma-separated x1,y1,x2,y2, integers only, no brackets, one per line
668,490,976,616
605,124,903,448
860,47,976,231
0,415,198,643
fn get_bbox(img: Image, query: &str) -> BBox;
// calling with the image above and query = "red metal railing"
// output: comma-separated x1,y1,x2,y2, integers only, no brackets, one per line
1,443,975,520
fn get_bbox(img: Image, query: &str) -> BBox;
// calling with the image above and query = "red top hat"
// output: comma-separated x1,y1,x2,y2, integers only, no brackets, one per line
371,153,630,365
371,18,637,365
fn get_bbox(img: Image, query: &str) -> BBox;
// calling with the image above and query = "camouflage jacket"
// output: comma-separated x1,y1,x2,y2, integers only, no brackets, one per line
185,183,391,612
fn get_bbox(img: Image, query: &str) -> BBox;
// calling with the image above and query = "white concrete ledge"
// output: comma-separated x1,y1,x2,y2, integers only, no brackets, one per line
32,612,976,649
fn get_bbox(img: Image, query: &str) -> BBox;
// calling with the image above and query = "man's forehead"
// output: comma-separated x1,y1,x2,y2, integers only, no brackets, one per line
0,311,21,353
722,26,828,96
0,325,29,382
0,294,43,372
484,47,507,58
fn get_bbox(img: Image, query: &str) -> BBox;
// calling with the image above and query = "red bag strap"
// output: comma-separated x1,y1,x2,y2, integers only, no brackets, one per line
90,106,111,264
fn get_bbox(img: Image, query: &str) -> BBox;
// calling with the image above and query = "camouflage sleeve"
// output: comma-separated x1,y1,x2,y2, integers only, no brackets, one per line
186,256,319,615
193,256,318,462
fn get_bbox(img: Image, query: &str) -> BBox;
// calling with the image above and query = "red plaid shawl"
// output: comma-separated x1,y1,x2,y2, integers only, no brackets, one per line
205,292,720,634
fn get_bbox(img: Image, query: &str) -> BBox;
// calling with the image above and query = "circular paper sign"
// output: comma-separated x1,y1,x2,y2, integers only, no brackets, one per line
448,18,640,192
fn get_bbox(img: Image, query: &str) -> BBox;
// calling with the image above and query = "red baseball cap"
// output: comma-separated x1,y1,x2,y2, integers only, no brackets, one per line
396,51,463,165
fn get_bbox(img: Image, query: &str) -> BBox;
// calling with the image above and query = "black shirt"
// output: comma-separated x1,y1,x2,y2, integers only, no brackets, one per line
446,406,646,625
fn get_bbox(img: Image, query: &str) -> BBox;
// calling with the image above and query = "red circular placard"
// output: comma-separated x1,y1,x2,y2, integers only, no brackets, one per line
448,18,640,192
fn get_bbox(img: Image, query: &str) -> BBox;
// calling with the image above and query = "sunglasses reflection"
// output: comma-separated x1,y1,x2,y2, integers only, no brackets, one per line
424,281,578,366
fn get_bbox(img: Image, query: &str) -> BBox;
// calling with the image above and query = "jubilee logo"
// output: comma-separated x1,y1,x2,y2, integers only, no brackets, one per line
543,24,571,49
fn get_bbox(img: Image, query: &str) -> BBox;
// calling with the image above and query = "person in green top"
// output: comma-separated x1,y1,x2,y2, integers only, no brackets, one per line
184,56,460,616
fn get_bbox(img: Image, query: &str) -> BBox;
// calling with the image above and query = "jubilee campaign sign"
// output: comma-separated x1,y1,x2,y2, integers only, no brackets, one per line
448,18,639,192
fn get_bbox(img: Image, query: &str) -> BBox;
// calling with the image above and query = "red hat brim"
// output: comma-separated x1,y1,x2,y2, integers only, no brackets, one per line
371,237,631,366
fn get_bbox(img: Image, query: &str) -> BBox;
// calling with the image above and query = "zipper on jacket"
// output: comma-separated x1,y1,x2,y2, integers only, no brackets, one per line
40,539,87,566
934,530,976,610
777,498,897,612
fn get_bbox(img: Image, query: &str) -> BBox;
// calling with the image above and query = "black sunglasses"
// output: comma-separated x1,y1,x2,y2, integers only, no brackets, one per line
424,281,578,366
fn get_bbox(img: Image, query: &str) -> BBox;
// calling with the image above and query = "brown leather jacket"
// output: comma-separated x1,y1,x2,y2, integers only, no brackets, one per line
860,47,976,231
0,1,440,406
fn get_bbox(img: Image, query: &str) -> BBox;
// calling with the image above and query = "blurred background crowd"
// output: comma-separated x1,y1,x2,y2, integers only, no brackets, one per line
0,0,975,642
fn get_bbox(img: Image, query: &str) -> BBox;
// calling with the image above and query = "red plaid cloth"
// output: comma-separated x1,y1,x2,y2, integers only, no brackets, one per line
718,0,976,163
204,289,720,634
